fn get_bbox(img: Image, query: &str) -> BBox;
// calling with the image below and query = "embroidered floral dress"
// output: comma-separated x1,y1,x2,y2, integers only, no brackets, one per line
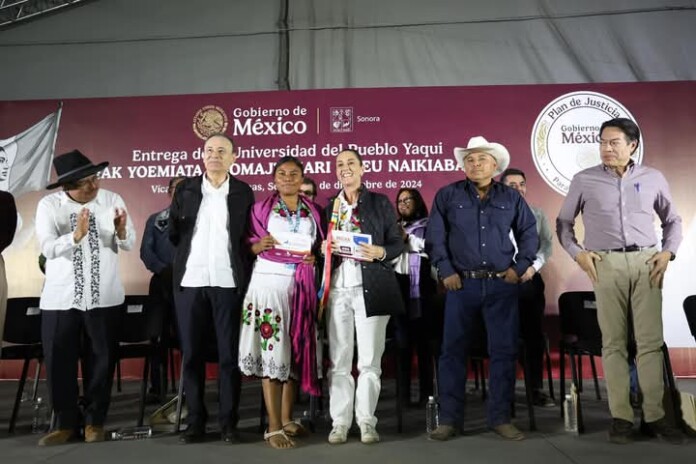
238,200,320,381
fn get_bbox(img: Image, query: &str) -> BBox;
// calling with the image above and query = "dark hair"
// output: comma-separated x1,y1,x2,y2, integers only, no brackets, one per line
273,156,304,176
339,148,363,166
600,118,640,154
302,177,317,194
500,168,526,184
61,175,94,191
168,176,186,190
395,188,428,220
205,133,236,151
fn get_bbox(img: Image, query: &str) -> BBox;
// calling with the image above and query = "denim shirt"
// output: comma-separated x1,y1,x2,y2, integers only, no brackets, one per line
140,208,174,274
425,180,538,279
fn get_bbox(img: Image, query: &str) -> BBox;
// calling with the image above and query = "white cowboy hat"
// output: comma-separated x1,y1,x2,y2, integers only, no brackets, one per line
453,136,510,175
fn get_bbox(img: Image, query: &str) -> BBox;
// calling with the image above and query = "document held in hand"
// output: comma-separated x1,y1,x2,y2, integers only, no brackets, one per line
273,231,313,254
332,230,372,260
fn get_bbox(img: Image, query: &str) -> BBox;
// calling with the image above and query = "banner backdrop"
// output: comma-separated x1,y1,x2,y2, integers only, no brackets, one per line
2,81,695,377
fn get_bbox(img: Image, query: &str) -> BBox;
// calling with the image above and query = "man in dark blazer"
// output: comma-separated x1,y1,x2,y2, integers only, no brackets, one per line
169,133,254,444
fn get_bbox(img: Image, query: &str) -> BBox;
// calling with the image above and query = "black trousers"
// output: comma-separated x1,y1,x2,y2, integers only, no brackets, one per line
41,306,122,430
147,267,174,394
518,273,546,391
394,273,435,403
174,286,242,429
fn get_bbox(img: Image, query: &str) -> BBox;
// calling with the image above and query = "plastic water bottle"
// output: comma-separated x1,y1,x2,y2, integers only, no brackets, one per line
563,394,578,432
31,397,49,434
110,425,153,440
425,396,439,433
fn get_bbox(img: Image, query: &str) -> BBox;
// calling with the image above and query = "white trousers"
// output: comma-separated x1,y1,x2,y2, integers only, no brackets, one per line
327,286,390,428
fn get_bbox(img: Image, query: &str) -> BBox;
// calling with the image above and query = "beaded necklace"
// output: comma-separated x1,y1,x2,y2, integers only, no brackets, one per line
277,198,308,233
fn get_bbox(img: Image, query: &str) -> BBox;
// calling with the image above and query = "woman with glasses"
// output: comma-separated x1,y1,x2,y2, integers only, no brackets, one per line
322,149,405,445
392,188,436,406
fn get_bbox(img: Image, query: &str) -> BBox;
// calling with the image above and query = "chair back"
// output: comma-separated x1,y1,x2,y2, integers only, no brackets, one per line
683,295,696,340
2,297,42,345
558,291,602,343
119,295,163,343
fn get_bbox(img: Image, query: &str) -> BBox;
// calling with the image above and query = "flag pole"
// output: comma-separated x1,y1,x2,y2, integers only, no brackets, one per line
46,101,63,183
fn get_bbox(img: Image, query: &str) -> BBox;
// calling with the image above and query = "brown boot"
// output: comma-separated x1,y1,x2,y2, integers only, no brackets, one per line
428,425,458,441
492,423,525,441
84,425,105,443
38,429,75,446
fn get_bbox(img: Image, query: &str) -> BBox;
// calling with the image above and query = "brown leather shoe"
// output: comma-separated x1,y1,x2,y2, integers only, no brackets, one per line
84,425,105,443
38,429,75,446
428,425,458,441
492,423,525,441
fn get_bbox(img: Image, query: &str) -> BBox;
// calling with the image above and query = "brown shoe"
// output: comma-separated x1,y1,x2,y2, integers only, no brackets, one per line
428,425,458,441
84,425,105,443
492,423,525,441
38,429,75,446
608,418,634,444
644,417,687,445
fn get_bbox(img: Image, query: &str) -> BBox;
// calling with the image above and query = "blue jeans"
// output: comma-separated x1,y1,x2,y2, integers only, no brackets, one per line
438,278,519,428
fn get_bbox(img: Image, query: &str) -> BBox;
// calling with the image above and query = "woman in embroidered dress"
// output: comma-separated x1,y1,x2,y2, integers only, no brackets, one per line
321,149,405,445
239,156,324,449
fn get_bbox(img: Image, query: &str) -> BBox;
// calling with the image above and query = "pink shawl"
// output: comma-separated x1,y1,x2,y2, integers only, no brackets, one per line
247,192,324,395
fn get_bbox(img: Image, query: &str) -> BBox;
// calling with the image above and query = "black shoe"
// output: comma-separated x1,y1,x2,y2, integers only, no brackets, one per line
644,418,687,445
639,418,654,438
608,418,634,444
179,426,206,444
221,426,241,444
532,391,555,408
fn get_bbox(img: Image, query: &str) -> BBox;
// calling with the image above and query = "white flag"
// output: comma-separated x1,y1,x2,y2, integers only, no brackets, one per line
0,107,62,196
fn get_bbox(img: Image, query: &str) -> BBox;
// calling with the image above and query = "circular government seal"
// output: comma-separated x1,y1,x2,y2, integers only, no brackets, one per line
530,91,643,195
192,105,229,140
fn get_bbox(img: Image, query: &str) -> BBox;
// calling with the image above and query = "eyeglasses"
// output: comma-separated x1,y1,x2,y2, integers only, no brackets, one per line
397,197,414,205
300,189,315,197
599,139,625,148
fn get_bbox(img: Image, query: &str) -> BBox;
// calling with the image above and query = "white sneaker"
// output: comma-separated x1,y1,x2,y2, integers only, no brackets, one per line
328,425,349,444
360,423,380,444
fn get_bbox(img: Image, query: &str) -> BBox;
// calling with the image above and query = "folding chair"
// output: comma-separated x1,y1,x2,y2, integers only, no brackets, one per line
2,297,43,433
115,295,163,426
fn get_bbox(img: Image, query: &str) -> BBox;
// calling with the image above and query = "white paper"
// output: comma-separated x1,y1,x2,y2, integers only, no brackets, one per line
127,304,143,314
26,306,41,316
332,230,372,260
273,231,312,254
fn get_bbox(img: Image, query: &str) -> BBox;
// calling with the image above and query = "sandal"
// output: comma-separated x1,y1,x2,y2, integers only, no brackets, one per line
264,429,295,449
282,420,309,437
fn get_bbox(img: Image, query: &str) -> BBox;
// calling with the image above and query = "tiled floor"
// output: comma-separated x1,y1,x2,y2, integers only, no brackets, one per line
0,374,694,464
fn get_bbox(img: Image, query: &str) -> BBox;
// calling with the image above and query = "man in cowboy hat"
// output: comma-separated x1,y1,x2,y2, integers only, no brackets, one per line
425,136,538,441
34,149,135,446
